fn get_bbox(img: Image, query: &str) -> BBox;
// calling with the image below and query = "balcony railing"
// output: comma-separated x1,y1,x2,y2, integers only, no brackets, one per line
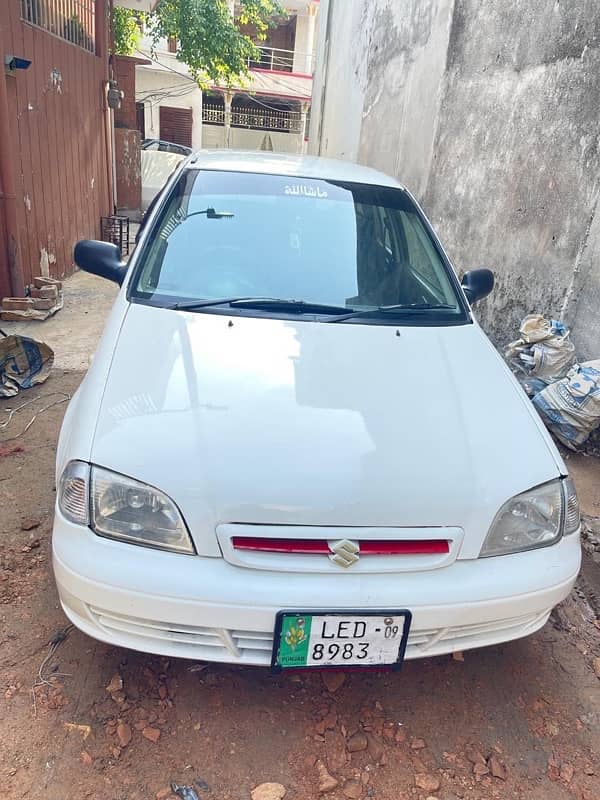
234,107,303,133
153,41,315,75
203,104,304,134
247,46,314,74
203,105,225,125
20,0,96,52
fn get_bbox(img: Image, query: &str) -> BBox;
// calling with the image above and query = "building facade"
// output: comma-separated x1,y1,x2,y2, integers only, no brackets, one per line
310,0,600,358
135,0,319,155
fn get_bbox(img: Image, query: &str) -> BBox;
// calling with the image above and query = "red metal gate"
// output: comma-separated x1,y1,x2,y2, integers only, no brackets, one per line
159,106,193,148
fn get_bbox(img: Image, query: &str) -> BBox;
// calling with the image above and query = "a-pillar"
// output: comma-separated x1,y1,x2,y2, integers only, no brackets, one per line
293,2,319,75
223,91,234,149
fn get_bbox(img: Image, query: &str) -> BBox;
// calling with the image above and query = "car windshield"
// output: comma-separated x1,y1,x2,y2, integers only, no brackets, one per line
131,169,467,323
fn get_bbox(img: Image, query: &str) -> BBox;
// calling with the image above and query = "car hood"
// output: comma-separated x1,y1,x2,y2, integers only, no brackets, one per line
91,304,562,557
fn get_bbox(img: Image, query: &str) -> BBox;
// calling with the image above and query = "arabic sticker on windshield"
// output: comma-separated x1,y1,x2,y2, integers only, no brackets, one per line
284,183,329,199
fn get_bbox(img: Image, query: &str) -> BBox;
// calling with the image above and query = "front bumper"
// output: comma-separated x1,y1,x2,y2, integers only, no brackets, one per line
53,518,581,665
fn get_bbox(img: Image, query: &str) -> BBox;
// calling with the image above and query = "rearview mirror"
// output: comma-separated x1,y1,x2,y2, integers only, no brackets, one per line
74,240,127,286
461,269,494,304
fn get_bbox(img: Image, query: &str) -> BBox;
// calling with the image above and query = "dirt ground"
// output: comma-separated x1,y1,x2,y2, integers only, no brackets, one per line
1,276,600,800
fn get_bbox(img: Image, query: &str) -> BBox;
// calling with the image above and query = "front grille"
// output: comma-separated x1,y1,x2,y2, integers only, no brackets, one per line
88,605,550,664
218,524,463,574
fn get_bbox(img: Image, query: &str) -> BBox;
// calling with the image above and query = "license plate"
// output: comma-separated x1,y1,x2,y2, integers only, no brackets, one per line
271,610,411,672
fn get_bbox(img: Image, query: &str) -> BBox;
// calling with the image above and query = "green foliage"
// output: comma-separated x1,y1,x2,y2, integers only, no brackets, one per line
112,0,284,84
112,7,145,56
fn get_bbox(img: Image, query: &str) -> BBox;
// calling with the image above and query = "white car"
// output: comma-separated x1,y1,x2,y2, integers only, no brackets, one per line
54,151,581,671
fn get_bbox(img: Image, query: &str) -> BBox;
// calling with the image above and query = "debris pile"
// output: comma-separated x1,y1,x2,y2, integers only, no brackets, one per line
533,361,600,450
506,315,600,450
581,515,600,560
1,276,63,321
0,333,54,397
505,315,576,396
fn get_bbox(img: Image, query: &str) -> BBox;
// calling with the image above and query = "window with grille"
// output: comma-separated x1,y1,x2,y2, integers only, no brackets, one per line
20,0,96,53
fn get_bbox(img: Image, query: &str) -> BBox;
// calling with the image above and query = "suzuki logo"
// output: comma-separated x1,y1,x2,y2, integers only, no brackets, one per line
328,539,360,568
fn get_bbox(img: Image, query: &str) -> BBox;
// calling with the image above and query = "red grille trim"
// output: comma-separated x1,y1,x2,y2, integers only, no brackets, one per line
231,537,450,556
232,538,329,554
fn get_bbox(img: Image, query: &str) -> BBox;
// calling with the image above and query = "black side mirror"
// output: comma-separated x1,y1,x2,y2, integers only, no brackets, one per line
461,269,494,304
74,240,127,286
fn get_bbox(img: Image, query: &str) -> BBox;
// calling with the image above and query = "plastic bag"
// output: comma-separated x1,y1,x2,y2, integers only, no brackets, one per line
505,315,576,394
0,334,54,397
533,360,600,449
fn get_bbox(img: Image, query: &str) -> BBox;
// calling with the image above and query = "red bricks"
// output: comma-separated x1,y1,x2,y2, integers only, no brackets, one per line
0,310,33,321
32,298,56,310
2,298,35,310
30,285,59,300
33,277,62,291
1,276,64,320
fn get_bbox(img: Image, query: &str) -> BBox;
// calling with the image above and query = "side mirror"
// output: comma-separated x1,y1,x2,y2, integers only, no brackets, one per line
461,268,494,304
74,240,127,286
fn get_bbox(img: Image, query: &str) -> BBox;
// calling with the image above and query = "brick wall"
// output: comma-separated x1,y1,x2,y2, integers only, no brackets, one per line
114,54,139,130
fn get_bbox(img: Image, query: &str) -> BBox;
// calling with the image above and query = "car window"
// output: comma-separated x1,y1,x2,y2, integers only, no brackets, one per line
401,212,448,295
131,170,466,323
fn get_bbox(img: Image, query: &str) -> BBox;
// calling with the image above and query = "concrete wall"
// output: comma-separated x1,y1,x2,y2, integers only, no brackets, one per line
115,128,142,212
310,0,367,163
202,125,304,153
311,0,600,357
293,2,319,74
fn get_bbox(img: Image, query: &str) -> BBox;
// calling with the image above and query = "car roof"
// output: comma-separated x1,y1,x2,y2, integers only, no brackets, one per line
187,150,405,190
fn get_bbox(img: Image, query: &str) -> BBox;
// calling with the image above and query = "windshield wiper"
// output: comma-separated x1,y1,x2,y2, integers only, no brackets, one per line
172,297,353,314
173,296,257,311
228,298,353,315
172,297,456,317
328,302,456,322
383,302,456,310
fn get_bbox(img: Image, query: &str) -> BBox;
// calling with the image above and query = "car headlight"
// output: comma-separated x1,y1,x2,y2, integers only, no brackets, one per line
480,478,580,558
58,461,195,555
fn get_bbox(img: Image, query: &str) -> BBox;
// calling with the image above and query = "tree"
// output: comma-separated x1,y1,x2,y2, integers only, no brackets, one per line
112,0,284,85
113,6,145,56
